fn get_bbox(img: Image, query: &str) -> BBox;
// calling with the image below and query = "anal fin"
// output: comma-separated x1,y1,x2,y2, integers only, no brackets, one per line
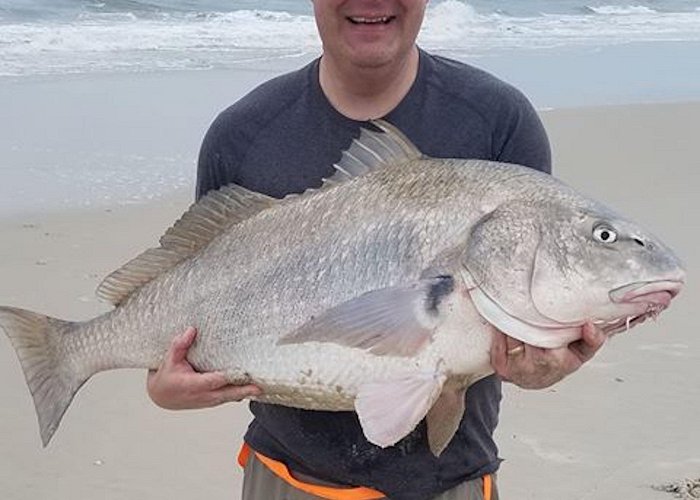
425,384,467,456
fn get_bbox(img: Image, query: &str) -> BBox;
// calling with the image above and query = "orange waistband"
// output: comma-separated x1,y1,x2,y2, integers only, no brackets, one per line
238,442,386,500
238,442,493,500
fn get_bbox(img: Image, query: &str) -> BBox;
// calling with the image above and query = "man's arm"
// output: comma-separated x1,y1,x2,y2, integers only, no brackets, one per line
493,87,552,173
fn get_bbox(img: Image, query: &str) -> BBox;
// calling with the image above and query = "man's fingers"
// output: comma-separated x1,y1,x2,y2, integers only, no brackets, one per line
213,384,262,405
197,371,233,391
570,322,606,363
504,335,524,355
195,372,263,399
166,326,197,365
490,330,508,376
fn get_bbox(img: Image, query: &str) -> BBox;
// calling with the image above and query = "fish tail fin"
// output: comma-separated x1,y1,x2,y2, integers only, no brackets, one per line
0,306,86,447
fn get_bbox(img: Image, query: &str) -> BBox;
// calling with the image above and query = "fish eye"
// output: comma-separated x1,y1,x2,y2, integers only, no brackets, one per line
593,224,617,244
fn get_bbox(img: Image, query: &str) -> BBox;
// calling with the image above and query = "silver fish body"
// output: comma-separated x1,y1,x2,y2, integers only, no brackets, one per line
0,121,685,454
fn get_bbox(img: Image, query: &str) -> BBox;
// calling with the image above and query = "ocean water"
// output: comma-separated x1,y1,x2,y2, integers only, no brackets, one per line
1,0,699,76
1,0,699,216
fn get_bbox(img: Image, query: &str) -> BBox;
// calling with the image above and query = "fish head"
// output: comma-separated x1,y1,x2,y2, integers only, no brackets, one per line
462,200,685,348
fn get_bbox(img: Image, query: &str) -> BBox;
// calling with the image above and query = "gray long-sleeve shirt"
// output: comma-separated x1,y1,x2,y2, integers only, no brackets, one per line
197,49,551,500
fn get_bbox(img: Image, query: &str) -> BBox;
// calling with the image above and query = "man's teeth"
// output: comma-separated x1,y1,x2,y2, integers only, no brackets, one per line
349,16,393,24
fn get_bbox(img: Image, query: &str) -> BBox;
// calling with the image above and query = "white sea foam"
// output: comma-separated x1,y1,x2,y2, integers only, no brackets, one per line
0,10,320,76
1,152,194,216
1,1,700,77
586,5,657,15
423,1,700,53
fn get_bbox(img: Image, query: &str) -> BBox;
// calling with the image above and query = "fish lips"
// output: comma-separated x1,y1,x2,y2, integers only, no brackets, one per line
609,279,684,308
599,279,684,335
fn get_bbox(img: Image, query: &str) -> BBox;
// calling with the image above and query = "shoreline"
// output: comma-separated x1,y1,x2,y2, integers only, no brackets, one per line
1,98,698,222
3,39,700,106
2,40,699,217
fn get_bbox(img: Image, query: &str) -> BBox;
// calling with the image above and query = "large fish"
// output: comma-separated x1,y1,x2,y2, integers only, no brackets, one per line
0,122,685,455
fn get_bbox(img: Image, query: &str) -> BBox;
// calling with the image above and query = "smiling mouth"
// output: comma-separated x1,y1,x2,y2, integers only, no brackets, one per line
347,16,396,25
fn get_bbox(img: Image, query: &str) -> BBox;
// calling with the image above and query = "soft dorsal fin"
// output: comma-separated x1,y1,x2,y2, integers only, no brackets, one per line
322,120,423,187
97,184,276,306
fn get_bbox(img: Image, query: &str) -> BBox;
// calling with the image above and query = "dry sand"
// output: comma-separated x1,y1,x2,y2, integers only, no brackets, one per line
0,101,698,499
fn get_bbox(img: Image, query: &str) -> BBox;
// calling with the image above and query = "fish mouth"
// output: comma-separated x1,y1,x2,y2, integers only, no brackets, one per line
600,280,684,335
609,280,683,307
595,311,660,336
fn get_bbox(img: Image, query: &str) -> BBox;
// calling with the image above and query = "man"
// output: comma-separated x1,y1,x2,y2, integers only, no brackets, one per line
147,1,605,498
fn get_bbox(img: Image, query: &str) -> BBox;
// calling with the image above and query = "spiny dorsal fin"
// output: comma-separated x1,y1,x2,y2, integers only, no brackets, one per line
97,184,276,306
323,119,423,187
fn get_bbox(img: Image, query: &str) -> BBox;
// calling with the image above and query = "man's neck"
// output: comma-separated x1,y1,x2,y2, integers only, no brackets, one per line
319,47,420,121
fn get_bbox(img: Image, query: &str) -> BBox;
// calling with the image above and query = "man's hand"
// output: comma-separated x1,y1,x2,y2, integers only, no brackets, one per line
490,322,606,390
146,327,262,410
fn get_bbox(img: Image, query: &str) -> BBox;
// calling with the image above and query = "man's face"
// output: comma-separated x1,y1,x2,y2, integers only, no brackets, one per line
312,0,428,69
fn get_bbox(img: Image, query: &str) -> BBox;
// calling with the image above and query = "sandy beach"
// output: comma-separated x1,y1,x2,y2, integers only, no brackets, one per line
0,74,698,500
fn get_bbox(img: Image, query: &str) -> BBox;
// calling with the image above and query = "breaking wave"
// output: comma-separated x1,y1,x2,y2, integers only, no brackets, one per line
2,0,700,76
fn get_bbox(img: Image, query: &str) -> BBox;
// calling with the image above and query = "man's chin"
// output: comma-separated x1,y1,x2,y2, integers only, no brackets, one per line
342,46,410,70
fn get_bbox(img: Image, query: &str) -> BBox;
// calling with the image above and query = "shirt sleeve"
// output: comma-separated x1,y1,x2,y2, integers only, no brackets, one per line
195,110,243,201
493,90,552,174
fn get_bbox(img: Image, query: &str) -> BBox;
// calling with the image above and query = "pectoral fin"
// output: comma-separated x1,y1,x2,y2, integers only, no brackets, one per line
425,385,467,456
355,372,446,449
277,276,454,357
